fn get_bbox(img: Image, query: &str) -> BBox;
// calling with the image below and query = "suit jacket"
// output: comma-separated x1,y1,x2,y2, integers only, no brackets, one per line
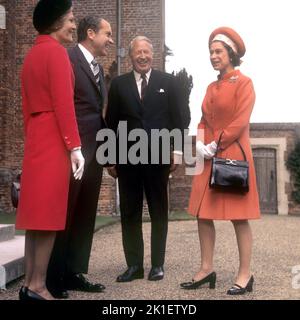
105,69,184,164
68,45,106,164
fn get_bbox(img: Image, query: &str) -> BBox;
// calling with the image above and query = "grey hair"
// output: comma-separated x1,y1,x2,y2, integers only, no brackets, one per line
128,36,153,55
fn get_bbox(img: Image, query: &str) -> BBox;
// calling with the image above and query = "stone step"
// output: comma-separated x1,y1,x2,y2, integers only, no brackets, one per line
0,236,25,287
0,224,15,243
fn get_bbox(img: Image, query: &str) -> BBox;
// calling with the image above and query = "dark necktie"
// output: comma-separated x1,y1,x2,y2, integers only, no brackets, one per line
91,59,100,86
91,59,106,108
141,73,147,100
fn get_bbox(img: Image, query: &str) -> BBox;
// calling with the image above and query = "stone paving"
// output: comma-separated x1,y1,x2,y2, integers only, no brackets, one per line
1,214,300,300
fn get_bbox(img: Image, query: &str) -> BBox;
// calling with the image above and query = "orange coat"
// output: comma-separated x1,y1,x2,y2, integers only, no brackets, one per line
188,70,260,220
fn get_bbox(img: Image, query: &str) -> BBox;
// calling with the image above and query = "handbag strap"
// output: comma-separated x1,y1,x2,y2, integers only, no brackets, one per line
216,132,247,161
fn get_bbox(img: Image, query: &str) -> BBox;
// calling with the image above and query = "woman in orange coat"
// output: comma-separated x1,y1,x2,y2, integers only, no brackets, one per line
180,27,260,295
16,0,85,300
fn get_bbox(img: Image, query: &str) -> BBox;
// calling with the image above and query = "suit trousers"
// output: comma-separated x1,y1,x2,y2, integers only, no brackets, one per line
117,164,170,268
47,154,103,284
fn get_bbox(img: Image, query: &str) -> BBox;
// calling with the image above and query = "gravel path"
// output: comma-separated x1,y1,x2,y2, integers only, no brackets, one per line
1,214,300,300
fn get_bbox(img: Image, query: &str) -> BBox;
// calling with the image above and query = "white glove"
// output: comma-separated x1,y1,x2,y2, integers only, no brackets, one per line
70,148,85,180
206,141,217,155
196,140,217,160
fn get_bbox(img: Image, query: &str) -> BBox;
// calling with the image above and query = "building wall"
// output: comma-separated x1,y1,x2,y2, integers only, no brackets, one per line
0,0,18,211
250,123,300,215
0,0,165,214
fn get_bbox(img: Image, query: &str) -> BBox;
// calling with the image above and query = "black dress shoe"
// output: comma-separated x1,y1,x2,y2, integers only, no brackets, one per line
48,286,69,299
25,289,46,300
116,266,144,282
47,277,69,299
148,266,164,281
227,275,254,295
65,274,105,292
19,286,28,300
180,271,216,290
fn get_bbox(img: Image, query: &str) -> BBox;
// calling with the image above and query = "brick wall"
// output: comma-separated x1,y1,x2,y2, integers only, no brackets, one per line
0,0,18,211
0,0,165,214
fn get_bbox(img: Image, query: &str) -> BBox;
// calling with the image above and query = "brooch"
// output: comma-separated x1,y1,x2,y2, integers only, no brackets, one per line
228,75,239,83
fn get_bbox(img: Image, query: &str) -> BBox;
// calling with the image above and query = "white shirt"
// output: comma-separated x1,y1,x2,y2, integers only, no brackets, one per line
133,69,152,99
78,43,95,73
133,68,183,159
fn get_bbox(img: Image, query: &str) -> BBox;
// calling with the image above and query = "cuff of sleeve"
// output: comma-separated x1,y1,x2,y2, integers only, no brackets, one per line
173,150,183,156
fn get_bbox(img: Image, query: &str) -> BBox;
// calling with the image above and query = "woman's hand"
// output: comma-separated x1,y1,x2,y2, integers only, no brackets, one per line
196,141,217,160
70,148,85,180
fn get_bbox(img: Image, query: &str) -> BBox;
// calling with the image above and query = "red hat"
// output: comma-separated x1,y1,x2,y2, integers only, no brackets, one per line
209,27,246,57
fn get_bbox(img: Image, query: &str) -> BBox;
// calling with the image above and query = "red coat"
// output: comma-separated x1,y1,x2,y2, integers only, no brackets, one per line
188,70,260,220
16,35,81,230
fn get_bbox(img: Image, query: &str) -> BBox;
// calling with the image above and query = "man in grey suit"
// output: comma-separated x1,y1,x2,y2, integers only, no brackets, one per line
47,16,113,298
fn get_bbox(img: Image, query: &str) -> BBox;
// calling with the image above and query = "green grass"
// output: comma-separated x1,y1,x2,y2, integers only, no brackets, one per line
0,212,120,235
94,215,120,231
0,211,194,237
0,213,25,235
168,211,196,221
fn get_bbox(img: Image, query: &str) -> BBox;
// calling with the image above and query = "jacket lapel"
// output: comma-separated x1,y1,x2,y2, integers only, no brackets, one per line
74,45,101,95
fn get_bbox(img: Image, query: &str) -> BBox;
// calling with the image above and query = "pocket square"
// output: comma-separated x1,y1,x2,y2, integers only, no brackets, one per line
157,88,165,93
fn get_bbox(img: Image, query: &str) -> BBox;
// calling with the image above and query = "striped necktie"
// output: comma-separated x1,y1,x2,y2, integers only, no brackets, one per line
141,73,147,100
91,59,100,85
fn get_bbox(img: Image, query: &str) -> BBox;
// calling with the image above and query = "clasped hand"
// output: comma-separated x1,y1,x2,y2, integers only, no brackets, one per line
196,140,217,160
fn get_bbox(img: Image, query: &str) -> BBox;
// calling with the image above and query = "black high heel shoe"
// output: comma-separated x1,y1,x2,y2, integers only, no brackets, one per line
227,275,254,295
19,286,28,300
25,289,46,300
180,271,216,290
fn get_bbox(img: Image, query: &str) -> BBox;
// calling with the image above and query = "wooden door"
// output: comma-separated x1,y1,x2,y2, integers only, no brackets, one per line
252,148,278,214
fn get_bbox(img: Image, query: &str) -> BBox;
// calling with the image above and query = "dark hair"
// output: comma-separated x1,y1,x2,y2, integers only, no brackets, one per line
40,15,66,35
77,16,103,42
223,42,241,67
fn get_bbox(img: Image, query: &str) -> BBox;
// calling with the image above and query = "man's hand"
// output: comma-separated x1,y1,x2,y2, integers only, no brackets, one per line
107,165,117,178
170,152,181,173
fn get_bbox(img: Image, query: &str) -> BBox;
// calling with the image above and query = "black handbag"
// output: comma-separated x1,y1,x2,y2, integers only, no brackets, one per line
11,172,21,208
209,134,249,193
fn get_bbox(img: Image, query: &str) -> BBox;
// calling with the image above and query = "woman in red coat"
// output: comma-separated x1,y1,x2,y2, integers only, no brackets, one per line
16,0,85,300
180,27,260,295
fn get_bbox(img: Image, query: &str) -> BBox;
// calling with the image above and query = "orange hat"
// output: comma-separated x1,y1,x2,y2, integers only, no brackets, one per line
209,27,246,57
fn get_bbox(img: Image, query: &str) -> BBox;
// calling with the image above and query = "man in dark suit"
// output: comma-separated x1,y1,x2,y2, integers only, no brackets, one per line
47,16,114,298
105,36,184,282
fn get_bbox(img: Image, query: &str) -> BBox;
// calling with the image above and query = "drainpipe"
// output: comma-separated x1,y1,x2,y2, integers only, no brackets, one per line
117,0,124,76
115,0,122,215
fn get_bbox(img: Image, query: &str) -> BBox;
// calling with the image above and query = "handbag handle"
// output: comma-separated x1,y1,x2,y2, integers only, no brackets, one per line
216,132,247,161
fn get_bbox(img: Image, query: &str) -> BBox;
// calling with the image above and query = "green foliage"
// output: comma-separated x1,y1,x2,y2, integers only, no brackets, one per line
173,68,193,129
286,141,300,203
